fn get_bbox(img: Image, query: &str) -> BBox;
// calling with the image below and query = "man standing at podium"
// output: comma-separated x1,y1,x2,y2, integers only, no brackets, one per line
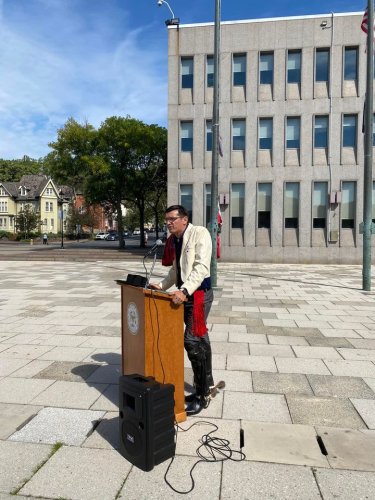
149,205,214,416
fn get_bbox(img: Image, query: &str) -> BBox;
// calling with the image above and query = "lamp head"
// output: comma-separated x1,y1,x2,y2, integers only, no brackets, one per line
157,0,163,6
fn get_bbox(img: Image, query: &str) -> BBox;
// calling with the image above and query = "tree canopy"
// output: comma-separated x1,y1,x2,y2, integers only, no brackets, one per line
46,116,167,247
0,156,46,182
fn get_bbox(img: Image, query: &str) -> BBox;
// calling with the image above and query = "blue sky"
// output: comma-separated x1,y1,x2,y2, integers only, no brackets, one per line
0,0,367,159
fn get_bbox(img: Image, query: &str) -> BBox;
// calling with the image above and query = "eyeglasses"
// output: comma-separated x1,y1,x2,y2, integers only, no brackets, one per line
164,216,182,223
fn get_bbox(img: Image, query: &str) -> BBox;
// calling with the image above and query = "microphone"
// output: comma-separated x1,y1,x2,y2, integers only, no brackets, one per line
144,239,163,257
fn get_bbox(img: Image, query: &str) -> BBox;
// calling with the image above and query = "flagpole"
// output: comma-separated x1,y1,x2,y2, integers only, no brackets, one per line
362,0,374,291
210,0,221,288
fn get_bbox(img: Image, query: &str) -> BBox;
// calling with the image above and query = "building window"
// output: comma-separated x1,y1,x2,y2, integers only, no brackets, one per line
9,217,13,227
44,218,47,226
259,118,273,150
257,183,272,229
0,201,8,212
206,120,212,151
343,114,357,147
45,201,53,212
315,48,330,82
344,47,358,81
19,186,27,196
287,50,301,84
181,57,194,89
206,55,214,87
314,116,329,148
232,119,245,151
286,117,301,149
341,181,356,228
46,188,53,195
284,182,299,228
313,182,327,229
259,52,274,84
205,184,211,227
51,218,54,228
0,187,6,196
180,184,193,222
233,53,246,86
180,121,193,152
231,183,244,229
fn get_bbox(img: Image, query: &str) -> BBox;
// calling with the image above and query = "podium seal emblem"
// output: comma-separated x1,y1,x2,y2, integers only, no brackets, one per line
127,302,139,335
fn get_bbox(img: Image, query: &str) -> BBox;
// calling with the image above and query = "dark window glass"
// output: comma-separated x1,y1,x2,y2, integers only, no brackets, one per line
182,74,193,88
258,211,271,229
287,50,301,84
342,219,354,229
344,47,358,81
181,57,194,89
233,136,245,150
259,137,272,150
181,138,193,152
314,116,328,148
206,122,212,151
343,115,357,147
260,53,273,84
313,218,326,229
233,54,246,86
207,56,214,87
316,49,329,82
285,217,299,228
232,217,244,229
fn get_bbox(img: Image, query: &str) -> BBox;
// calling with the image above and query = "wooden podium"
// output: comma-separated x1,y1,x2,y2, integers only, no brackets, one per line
117,281,186,423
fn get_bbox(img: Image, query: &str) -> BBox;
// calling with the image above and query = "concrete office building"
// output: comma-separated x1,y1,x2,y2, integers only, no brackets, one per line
166,11,375,263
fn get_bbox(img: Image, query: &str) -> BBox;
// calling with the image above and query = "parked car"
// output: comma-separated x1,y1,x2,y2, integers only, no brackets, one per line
95,232,108,240
106,232,119,241
133,228,140,235
123,230,129,237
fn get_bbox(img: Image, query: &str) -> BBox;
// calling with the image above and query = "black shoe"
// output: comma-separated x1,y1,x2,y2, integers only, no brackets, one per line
185,393,196,403
185,396,204,416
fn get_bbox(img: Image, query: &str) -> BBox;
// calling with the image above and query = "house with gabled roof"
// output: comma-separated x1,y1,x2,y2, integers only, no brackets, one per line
0,174,73,234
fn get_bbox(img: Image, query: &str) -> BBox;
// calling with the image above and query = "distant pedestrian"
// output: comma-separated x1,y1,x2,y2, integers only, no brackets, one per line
43,233,48,245
144,231,148,245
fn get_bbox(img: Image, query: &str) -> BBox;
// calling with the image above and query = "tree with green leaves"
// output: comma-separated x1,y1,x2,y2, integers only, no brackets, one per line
15,204,40,239
46,116,167,248
0,156,45,182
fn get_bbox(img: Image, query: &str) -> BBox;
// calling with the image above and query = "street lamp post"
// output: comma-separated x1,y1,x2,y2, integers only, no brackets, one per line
59,190,64,249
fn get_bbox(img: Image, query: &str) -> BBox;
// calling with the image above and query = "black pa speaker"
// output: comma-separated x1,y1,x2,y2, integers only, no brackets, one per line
119,374,176,472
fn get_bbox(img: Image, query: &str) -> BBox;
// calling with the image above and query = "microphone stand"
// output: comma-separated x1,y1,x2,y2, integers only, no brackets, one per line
145,252,158,289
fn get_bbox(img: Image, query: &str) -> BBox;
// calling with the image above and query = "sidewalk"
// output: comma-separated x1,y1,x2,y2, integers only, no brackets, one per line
1,259,375,499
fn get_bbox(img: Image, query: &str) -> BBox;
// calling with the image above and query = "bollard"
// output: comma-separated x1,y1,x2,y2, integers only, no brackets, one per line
30,239,33,245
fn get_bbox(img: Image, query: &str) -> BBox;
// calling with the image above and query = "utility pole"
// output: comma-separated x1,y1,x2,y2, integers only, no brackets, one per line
209,0,221,288
361,0,374,290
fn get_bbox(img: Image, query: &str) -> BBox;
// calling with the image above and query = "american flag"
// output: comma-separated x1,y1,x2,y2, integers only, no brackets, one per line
361,5,374,36
217,200,223,226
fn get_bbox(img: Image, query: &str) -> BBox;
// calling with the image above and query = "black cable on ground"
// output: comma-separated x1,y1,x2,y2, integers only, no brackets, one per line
164,420,246,494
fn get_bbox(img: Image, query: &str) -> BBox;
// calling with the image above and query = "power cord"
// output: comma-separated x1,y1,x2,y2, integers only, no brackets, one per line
164,420,246,494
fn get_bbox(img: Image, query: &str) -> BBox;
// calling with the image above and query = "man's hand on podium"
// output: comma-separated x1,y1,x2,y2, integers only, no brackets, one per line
148,283,162,290
170,290,188,305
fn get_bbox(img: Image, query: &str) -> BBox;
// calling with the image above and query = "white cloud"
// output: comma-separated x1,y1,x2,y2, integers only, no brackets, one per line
0,1,168,159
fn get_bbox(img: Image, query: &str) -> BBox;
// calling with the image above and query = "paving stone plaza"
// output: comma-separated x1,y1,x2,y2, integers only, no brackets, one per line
1,253,375,499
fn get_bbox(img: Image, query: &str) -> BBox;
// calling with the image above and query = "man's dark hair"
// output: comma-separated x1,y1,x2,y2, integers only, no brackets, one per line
165,205,189,219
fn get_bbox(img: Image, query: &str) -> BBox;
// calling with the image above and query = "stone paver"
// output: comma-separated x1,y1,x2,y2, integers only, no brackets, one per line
252,371,313,395
30,380,108,409
221,461,321,500
1,259,375,499
287,395,366,428
9,407,105,445
0,403,43,439
0,441,52,493
223,391,291,423
315,468,375,499
350,399,375,429
317,426,375,471
241,421,328,467
19,446,132,500
308,374,375,399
